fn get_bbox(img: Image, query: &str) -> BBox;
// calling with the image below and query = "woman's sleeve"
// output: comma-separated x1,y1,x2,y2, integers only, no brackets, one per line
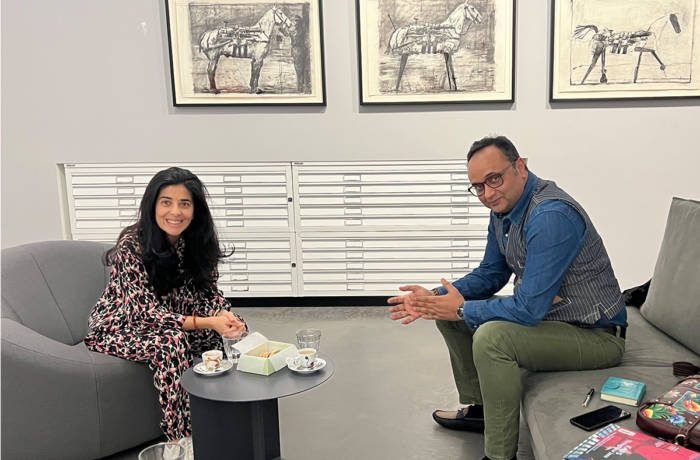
192,286,230,317
113,239,186,330
193,285,248,330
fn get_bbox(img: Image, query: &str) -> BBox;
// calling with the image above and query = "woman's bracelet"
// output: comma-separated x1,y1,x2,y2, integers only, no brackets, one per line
192,312,198,330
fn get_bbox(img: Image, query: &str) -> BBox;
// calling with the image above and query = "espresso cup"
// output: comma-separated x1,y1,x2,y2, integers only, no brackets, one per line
202,350,223,371
293,348,317,369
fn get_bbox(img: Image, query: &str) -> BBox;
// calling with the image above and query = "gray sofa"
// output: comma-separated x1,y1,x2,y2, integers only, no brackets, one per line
521,197,700,458
1,241,162,459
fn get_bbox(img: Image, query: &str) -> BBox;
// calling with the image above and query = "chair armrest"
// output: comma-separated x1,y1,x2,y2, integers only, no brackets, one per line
2,317,95,363
1,318,101,459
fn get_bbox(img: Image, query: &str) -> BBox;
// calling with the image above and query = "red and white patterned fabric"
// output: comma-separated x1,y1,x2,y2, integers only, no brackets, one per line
85,231,245,440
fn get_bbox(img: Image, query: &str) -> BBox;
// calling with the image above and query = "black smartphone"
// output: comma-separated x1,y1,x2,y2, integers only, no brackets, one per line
569,405,631,431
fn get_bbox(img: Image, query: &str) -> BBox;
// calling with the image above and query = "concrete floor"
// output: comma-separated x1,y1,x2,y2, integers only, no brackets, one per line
106,306,535,460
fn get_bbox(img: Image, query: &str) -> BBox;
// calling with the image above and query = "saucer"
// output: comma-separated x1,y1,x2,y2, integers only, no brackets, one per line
286,357,326,374
193,360,233,376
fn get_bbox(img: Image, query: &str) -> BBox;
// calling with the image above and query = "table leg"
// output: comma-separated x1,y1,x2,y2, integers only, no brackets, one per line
190,395,281,460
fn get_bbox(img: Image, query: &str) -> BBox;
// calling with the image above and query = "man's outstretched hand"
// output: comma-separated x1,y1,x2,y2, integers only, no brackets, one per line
387,284,431,325
412,279,465,321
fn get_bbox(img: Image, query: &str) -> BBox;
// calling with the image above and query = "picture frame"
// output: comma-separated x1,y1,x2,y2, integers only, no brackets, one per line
356,0,515,105
165,0,326,106
550,0,700,101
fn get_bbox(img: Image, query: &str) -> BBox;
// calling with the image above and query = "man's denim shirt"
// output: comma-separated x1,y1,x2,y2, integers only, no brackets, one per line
436,171,626,329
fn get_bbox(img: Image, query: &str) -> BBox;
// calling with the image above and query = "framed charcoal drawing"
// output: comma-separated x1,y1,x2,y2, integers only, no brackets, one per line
165,0,326,106
551,0,700,101
356,0,515,105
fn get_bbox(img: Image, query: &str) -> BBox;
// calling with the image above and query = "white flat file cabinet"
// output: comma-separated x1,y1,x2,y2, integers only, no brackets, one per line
298,231,487,295
62,160,490,297
293,160,489,231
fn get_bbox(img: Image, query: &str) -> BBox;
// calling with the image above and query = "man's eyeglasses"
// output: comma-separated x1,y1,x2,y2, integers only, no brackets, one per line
467,163,516,197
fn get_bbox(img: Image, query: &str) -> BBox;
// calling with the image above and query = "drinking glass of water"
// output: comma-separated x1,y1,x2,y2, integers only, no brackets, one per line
296,328,321,351
221,330,248,364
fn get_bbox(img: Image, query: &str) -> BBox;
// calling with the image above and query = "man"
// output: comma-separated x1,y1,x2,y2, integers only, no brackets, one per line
387,136,626,460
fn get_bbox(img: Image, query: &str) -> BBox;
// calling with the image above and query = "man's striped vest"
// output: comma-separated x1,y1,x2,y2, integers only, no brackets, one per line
493,178,625,325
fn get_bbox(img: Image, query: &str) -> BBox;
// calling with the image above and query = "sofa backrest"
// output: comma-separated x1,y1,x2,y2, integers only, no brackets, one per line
1,240,110,345
641,197,700,355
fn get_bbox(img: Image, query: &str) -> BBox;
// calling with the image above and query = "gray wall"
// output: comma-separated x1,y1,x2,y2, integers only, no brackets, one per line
2,0,699,289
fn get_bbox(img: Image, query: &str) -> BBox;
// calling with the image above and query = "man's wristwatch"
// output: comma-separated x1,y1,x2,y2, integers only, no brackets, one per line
456,305,464,320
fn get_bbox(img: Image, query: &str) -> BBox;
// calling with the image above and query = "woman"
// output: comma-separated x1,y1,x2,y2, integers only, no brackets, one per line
84,167,247,441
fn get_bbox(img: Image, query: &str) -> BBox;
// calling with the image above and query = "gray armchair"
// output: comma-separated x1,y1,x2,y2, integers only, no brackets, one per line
1,241,162,459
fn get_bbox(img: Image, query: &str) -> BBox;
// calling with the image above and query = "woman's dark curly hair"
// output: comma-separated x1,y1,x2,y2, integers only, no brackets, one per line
106,167,227,296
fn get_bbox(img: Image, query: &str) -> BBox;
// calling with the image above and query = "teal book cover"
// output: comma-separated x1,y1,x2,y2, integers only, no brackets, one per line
600,377,646,406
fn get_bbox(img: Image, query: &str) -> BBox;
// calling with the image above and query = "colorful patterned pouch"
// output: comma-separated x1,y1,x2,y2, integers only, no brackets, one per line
636,374,700,450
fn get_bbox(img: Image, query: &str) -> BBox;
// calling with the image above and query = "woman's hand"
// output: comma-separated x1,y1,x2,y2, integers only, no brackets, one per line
208,310,246,336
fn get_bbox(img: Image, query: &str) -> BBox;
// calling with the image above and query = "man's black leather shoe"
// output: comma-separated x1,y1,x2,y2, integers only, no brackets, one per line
432,404,485,432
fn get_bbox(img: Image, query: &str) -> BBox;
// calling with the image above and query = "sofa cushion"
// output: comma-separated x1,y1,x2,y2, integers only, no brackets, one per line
641,197,700,355
522,305,700,459
522,366,691,460
621,308,700,367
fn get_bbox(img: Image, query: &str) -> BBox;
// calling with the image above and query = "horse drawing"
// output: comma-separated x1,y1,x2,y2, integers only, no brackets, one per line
386,2,483,92
199,6,293,94
573,13,682,84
